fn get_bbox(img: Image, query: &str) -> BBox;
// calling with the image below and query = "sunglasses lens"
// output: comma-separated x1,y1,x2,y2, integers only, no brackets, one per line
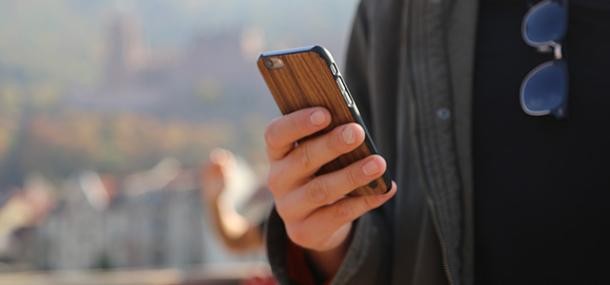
521,60,568,117
523,1,567,44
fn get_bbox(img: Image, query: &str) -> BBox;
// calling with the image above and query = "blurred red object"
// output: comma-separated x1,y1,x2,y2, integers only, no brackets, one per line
241,274,278,285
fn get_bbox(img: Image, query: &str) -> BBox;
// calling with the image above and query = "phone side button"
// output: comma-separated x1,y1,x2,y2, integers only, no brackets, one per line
341,90,354,107
336,77,353,107
330,63,339,76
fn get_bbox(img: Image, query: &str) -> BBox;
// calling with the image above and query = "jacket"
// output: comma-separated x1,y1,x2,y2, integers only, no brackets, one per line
266,0,479,284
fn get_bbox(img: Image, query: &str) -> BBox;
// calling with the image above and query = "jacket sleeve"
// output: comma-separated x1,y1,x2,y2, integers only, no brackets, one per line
266,207,392,285
265,2,393,284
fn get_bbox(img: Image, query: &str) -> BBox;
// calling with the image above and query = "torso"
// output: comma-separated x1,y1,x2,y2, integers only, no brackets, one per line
473,0,610,282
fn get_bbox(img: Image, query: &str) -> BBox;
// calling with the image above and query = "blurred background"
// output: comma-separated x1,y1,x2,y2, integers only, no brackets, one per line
0,0,358,284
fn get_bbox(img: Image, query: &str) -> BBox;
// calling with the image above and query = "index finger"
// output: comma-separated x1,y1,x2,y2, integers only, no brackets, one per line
264,107,331,160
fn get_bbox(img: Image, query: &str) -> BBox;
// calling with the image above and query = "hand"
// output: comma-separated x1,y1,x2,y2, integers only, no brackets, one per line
264,107,396,275
201,148,236,202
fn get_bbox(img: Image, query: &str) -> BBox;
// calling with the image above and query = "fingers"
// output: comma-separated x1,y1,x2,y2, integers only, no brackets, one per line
287,183,397,250
205,148,234,180
209,148,234,165
269,123,366,192
276,155,387,220
305,183,396,247
263,106,397,253
287,123,365,177
201,148,235,200
201,159,225,197
265,107,331,161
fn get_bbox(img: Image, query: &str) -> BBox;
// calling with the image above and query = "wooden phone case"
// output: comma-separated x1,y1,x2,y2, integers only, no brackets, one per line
257,46,390,196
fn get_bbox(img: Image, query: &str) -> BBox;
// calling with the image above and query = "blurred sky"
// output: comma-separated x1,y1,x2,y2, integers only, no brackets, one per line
0,0,359,86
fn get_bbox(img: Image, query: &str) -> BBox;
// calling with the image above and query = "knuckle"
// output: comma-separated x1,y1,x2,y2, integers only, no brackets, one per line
333,203,353,221
291,114,306,132
345,166,361,189
264,122,279,148
286,224,309,246
327,128,346,154
275,203,292,222
299,143,314,169
275,195,302,223
266,168,283,193
305,179,328,205
362,196,378,211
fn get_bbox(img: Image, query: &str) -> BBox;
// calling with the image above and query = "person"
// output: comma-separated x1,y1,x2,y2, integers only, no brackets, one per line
200,148,271,253
201,148,278,285
262,0,610,284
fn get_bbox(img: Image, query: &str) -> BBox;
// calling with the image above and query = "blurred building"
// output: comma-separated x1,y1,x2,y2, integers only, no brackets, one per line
29,168,193,270
1,159,260,272
65,13,274,124
103,13,148,88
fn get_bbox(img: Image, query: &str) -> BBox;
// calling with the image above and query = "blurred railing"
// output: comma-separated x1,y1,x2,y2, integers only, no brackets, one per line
0,262,271,285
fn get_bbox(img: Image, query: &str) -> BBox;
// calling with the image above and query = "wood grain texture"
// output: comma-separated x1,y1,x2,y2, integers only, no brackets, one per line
258,50,388,196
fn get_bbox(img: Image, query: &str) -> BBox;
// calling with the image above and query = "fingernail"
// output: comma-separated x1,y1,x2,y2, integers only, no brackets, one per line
310,110,326,126
342,126,355,144
362,160,380,176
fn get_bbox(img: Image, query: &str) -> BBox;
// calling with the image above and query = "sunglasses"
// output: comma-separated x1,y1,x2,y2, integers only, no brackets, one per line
520,0,568,119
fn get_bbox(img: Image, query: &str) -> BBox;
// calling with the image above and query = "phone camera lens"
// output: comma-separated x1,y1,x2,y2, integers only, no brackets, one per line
264,57,285,69
264,58,274,69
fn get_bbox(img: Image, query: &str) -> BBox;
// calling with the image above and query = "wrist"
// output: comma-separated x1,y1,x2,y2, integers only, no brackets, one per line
305,224,354,280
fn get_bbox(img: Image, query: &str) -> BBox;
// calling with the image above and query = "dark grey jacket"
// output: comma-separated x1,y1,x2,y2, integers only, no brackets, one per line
267,0,479,284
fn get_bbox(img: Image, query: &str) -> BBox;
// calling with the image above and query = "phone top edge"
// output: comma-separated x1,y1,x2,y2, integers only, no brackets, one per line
259,45,335,65
310,45,336,65
260,45,316,57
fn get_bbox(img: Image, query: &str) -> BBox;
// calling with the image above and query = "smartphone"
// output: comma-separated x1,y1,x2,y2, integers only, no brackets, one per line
257,45,390,196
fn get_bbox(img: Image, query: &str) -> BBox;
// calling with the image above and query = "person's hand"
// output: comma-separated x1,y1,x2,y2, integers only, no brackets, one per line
201,148,236,202
264,107,396,274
